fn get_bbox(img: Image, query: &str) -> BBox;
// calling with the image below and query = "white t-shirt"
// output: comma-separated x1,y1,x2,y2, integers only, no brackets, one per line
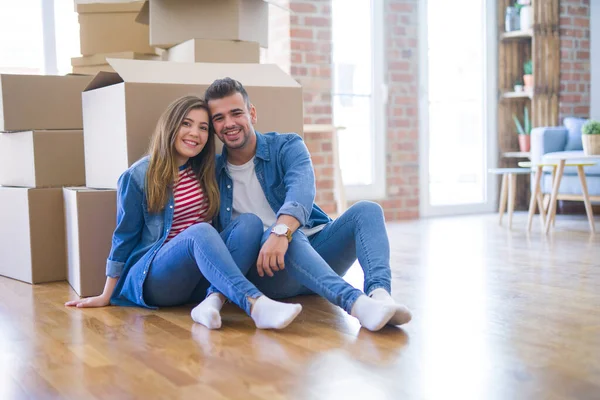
227,157,325,236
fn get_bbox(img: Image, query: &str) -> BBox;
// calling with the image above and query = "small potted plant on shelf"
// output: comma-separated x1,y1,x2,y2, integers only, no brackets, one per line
523,60,533,91
514,79,524,92
512,105,531,152
581,119,600,155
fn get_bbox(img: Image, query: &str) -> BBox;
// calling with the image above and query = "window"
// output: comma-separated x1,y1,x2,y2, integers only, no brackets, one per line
0,0,79,76
332,0,386,200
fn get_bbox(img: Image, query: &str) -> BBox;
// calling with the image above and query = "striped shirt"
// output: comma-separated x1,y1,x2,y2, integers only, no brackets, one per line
165,165,210,242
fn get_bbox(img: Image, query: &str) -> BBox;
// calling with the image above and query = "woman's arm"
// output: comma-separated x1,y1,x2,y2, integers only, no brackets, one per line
65,277,118,307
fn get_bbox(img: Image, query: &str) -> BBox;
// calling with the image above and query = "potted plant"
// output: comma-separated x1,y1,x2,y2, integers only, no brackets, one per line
514,79,524,92
582,119,600,155
523,60,533,91
512,106,531,152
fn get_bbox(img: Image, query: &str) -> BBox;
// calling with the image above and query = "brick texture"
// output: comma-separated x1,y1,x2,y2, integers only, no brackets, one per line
559,0,591,119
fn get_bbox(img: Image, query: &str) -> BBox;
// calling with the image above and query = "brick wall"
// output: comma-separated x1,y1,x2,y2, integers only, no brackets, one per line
288,0,337,214
559,0,591,120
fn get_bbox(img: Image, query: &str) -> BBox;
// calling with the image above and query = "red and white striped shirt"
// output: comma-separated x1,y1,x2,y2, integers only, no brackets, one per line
165,166,210,242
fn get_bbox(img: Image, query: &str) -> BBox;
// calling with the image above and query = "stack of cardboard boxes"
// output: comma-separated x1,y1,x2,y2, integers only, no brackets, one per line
0,0,304,299
71,1,161,74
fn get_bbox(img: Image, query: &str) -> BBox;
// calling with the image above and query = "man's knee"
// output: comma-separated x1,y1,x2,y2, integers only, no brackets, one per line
234,213,264,237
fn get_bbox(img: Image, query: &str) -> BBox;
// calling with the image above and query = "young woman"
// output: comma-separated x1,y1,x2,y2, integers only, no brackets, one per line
65,95,302,330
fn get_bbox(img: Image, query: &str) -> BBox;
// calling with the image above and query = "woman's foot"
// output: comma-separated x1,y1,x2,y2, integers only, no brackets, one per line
191,293,225,329
250,296,302,329
350,295,396,331
369,288,412,326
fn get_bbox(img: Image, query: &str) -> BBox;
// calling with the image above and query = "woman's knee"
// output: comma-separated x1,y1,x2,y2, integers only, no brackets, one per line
185,222,218,238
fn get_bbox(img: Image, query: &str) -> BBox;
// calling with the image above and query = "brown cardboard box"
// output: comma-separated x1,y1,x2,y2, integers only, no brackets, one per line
77,1,155,55
165,39,260,64
71,51,161,75
63,187,116,297
136,0,269,49
82,58,303,189
0,188,66,284
0,74,91,131
0,130,85,188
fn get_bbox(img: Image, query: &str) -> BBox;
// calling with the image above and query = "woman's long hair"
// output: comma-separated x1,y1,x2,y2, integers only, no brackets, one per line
145,95,219,219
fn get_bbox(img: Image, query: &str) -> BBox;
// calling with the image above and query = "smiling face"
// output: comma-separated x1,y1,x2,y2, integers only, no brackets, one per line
173,107,210,166
208,92,257,151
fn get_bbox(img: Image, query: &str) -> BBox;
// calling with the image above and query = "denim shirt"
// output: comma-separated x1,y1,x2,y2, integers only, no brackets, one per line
106,155,175,308
215,131,332,232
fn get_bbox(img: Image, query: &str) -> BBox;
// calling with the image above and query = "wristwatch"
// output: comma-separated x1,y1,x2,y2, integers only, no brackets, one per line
271,223,293,242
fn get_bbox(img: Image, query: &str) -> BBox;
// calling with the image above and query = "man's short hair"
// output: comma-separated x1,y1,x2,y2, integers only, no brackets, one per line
204,77,250,108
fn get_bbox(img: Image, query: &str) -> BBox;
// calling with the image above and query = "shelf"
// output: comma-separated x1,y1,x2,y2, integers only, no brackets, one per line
502,91,533,99
501,29,533,39
503,152,531,159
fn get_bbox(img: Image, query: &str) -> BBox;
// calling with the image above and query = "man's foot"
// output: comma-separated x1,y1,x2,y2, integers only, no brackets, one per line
369,288,412,326
350,295,396,331
250,296,302,329
191,293,224,329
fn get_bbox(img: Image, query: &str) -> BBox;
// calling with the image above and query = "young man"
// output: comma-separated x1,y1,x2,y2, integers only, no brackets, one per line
205,78,411,331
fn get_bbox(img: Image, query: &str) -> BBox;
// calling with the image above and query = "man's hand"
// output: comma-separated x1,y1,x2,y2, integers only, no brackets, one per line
257,234,289,277
65,294,111,308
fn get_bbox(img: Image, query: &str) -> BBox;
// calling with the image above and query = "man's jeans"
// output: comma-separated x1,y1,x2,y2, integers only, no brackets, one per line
143,213,264,315
246,201,392,314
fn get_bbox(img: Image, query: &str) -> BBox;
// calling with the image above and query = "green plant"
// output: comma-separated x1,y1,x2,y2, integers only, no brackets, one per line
582,120,600,135
523,60,533,75
512,106,531,135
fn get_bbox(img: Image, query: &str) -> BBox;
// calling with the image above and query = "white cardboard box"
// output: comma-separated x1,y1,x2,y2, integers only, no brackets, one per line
0,130,85,188
64,187,117,297
82,58,303,189
0,188,66,284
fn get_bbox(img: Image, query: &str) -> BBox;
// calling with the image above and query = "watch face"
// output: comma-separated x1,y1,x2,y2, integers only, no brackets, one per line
273,225,287,235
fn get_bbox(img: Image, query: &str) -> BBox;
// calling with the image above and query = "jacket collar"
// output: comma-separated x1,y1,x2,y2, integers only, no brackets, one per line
217,130,269,173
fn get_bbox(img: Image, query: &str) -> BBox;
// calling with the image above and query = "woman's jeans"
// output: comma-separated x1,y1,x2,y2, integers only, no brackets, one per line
246,201,392,314
143,213,264,315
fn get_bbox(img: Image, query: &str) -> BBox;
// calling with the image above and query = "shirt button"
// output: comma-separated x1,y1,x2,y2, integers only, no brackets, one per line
226,207,230,211
170,205,173,209
143,270,146,274
227,185,231,189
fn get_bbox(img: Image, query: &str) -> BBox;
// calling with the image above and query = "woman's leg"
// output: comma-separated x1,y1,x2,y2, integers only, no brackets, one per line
144,222,301,329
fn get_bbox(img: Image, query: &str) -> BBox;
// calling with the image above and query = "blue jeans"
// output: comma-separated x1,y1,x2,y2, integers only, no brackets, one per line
143,213,264,315
246,201,392,314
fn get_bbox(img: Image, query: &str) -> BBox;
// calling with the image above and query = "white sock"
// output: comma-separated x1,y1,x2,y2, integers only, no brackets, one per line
191,293,224,329
250,296,302,330
369,288,412,326
350,295,396,331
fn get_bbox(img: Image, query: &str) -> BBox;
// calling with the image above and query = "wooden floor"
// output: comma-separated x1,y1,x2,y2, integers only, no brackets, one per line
1,213,599,400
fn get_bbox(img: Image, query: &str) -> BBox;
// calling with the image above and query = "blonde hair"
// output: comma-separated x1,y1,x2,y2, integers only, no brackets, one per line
145,95,219,218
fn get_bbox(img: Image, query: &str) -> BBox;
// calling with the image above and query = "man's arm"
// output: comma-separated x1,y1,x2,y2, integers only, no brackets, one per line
256,135,316,277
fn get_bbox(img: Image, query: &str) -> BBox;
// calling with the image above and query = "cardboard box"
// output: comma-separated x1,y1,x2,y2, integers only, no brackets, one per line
0,188,66,284
136,0,269,49
0,74,91,131
77,1,155,55
0,130,85,188
82,58,303,189
63,187,116,297
165,39,260,64
71,51,161,75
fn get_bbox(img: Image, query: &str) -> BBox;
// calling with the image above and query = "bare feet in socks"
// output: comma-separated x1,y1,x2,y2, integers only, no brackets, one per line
369,288,412,326
191,293,224,329
350,295,396,331
250,296,302,329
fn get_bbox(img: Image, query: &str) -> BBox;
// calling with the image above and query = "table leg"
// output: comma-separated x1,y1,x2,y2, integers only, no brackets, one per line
508,173,516,229
545,159,565,234
551,167,557,227
499,174,508,225
536,192,547,230
527,166,542,232
577,165,596,234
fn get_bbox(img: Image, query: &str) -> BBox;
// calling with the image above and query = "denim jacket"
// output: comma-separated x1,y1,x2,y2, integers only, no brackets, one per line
215,131,332,232
106,155,175,308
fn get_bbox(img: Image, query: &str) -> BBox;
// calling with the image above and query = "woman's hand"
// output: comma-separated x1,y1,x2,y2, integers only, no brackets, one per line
65,294,111,308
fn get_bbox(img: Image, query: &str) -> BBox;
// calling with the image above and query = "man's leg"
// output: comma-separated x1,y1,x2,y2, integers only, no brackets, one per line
310,201,411,325
247,225,397,331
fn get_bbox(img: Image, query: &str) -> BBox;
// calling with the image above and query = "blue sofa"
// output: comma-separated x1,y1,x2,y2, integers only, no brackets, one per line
530,117,600,200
